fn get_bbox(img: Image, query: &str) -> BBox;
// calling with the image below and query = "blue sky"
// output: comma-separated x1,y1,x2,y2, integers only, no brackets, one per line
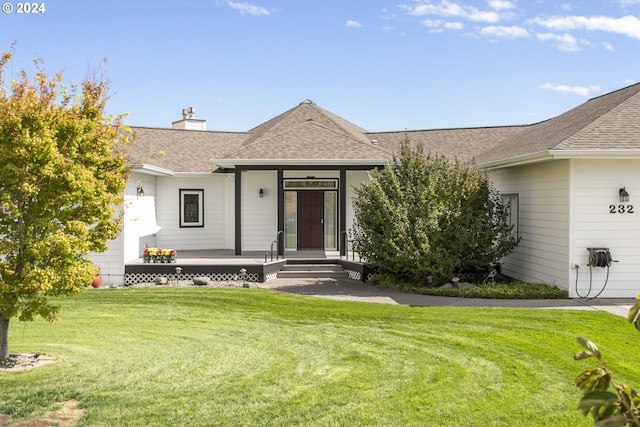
1,0,639,132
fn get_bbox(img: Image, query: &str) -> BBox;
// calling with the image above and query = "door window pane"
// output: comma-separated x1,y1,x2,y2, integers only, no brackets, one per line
284,192,297,249
324,191,337,250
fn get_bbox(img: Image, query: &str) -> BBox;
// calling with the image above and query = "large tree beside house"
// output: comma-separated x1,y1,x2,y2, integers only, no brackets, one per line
0,49,131,364
351,139,519,285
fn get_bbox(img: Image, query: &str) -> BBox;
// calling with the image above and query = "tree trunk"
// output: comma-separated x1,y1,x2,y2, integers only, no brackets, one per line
0,315,9,363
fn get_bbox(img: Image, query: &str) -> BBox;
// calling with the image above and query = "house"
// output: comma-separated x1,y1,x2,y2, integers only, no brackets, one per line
92,83,640,298
478,82,640,298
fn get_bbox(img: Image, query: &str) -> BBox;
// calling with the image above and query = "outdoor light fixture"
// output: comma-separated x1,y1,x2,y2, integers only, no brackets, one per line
137,184,145,198
620,187,630,203
259,188,264,198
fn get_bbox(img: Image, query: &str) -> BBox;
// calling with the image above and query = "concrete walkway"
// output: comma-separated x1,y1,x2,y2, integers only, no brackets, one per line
261,277,637,318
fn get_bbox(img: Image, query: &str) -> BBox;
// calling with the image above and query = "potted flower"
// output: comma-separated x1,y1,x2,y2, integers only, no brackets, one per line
91,265,102,288
158,248,177,263
151,247,161,262
143,247,151,263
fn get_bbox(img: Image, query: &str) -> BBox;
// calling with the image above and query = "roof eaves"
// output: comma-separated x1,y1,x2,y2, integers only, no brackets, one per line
550,149,640,159
478,151,553,170
210,158,389,168
132,163,175,176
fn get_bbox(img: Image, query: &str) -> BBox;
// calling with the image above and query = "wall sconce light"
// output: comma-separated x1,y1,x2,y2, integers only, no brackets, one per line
259,188,264,198
137,184,145,198
619,187,629,203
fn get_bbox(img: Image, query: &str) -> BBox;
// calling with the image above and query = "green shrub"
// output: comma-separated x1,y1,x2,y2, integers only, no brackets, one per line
351,138,519,285
379,281,569,299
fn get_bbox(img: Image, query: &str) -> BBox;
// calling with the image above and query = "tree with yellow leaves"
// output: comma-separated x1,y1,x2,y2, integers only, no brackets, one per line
0,47,131,364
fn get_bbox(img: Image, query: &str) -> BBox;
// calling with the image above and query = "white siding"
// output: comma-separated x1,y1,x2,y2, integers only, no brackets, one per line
90,172,157,286
123,173,159,261
242,171,278,251
346,170,371,234
490,161,571,290
570,159,640,298
156,175,233,250
91,235,124,287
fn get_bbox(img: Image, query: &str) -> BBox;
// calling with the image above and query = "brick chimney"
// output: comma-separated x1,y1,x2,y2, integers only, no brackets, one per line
171,107,206,130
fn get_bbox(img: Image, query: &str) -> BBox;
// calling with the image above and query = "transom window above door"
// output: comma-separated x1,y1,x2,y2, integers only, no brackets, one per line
284,179,338,190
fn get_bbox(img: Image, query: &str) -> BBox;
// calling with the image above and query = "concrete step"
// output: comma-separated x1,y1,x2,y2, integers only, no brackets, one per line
278,263,348,279
282,264,342,272
277,271,350,279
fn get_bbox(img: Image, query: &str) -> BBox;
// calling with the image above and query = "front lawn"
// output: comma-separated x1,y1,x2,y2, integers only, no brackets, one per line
1,288,637,426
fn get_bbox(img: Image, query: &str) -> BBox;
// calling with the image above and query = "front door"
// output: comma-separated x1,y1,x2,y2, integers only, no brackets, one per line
297,191,324,249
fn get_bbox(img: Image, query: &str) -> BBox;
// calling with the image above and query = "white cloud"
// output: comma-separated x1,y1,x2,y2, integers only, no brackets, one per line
444,21,464,30
407,0,502,23
602,42,615,51
536,32,581,51
488,0,516,10
346,20,364,28
532,15,640,39
227,1,270,16
540,83,601,96
421,18,464,31
480,25,529,38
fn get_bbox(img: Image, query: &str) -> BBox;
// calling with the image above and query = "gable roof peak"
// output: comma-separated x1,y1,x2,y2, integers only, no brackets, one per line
300,99,316,105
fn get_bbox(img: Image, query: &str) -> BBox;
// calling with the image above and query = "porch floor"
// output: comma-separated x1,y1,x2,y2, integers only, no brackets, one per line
126,250,343,266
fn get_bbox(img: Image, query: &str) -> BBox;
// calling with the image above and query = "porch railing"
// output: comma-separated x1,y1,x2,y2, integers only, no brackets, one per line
266,230,284,262
341,230,360,261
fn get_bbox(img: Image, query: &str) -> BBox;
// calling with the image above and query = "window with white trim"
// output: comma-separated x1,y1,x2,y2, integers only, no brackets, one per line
180,189,204,227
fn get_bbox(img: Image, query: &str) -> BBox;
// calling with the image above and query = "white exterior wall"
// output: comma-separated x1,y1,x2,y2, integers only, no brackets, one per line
489,161,571,290
242,170,278,251
570,159,640,298
346,170,371,235
90,233,125,287
123,173,160,261
91,172,159,286
156,174,234,251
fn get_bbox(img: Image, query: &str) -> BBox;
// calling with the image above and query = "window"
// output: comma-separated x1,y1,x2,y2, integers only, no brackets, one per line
180,189,204,227
284,179,338,190
501,193,519,238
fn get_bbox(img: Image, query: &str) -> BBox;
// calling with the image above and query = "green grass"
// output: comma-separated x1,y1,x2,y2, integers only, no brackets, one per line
1,288,638,426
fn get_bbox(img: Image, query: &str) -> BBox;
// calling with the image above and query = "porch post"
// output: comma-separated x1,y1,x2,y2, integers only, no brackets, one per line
234,167,242,255
339,169,347,257
277,169,284,256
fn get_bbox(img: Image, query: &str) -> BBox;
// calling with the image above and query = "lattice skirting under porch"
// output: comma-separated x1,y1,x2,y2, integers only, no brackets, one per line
125,272,260,286
344,269,362,281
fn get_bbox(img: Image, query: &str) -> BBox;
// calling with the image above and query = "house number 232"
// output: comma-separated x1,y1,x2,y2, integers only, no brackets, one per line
610,204,634,214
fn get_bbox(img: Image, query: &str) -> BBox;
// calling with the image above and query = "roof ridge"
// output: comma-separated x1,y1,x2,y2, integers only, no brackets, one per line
549,82,640,151
130,125,248,135
367,123,531,135
582,81,640,104
309,102,368,137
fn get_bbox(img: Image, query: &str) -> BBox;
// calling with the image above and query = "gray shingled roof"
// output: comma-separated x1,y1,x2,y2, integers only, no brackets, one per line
219,100,393,162
477,82,640,167
128,83,640,173
366,126,526,163
128,127,247,173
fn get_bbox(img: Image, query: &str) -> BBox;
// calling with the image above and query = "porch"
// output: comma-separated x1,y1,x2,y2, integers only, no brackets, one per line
124,250,368,286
